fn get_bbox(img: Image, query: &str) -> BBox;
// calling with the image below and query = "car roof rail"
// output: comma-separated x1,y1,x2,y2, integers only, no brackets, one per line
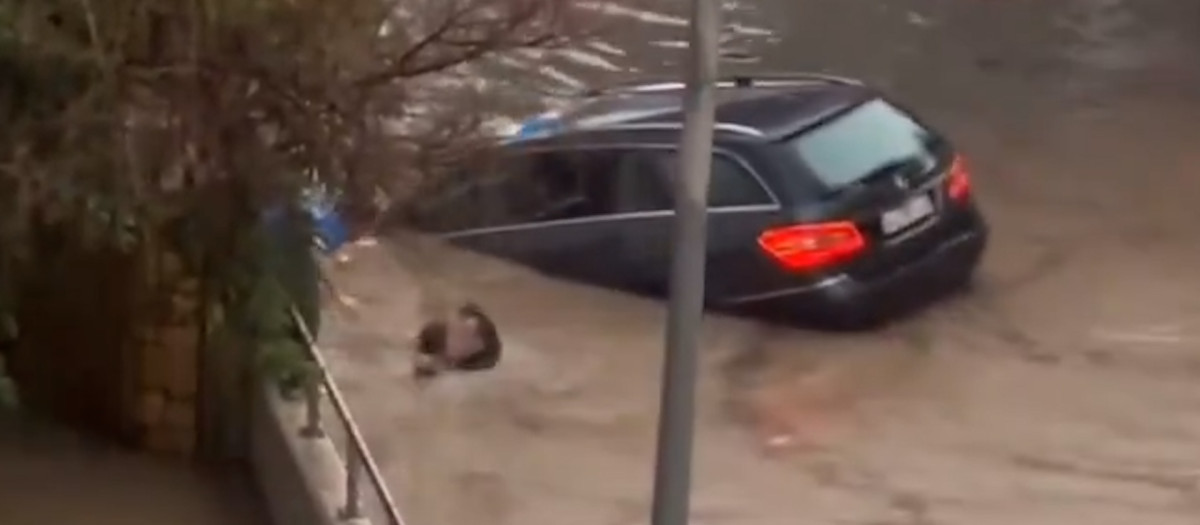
723,72,863,88
580,71,861,97
594,121,766,138
715,122,767,137
578,77,681,97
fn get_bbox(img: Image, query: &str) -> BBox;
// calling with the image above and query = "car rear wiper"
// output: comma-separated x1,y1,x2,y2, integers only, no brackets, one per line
821,156,924,200
859,156,926,184
821,179,869,200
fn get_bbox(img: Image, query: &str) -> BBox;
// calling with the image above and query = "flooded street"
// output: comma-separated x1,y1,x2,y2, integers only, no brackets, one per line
320,1,1200,524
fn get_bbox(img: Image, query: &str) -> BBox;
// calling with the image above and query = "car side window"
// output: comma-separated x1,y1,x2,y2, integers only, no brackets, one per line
477,149,655,228
415,147,684,232
647,151,774,208
610,151,673,213
709,155,774,207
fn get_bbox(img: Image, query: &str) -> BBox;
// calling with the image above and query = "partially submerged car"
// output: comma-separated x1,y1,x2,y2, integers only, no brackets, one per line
408,73,989,327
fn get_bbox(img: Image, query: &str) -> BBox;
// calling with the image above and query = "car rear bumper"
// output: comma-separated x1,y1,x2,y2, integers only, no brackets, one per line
732,222,988,326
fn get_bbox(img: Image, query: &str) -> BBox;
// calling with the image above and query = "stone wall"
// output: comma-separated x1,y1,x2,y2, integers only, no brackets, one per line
10,229,263,463
131,250,204,457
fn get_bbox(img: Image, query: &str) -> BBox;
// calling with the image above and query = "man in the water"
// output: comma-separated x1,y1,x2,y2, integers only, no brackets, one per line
413,303,501,378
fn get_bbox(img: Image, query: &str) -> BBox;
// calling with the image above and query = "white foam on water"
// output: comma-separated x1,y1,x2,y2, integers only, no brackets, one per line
585,40,627,57
558,48,623,72
387,0,776,136
650,39,688,49
576,2,688,27
726,22,773,37
537,65,586,90
1090,323,1189,345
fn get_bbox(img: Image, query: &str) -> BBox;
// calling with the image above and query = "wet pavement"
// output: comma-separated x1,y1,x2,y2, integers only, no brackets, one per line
320,1,1200,524
0,419,266,525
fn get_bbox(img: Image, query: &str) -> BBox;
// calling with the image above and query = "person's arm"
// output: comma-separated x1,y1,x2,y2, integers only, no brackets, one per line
414,320,450,378
312,245,359,312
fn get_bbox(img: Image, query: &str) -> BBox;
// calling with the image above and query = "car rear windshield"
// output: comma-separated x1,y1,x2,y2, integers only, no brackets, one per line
787,98,949,191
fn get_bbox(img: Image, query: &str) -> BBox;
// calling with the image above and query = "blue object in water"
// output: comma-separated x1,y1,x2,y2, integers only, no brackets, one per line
308,202,349,254
515,114,563,140
262,198,350,255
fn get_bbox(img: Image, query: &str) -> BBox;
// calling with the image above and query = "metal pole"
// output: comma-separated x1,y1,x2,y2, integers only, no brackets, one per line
341,441,363,519
300,374,325,438
650,0,719,524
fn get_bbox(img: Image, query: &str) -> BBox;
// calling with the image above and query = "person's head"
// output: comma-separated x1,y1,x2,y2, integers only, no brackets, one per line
444,311,483,361
449,302,501,371
413,302,501,374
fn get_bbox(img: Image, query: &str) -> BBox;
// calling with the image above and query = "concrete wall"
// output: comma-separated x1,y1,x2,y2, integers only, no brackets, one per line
249,385,369,525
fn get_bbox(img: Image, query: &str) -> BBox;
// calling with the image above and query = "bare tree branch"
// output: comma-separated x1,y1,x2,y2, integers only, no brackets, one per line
1,0,590,259
356,0,575,88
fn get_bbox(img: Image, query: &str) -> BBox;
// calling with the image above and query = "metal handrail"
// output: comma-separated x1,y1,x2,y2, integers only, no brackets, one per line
290,306,407,525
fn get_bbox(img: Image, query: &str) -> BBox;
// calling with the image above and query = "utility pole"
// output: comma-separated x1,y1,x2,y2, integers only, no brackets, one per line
649,0,720,524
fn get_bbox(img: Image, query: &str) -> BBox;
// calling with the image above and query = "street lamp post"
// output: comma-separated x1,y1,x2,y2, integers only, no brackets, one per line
648,0,720,525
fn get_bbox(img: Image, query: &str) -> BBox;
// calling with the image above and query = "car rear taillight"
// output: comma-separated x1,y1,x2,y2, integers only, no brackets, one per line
757,221,866,272
947,154,971,202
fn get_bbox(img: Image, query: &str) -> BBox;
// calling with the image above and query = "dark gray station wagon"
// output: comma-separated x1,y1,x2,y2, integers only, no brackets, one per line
408,73,989,327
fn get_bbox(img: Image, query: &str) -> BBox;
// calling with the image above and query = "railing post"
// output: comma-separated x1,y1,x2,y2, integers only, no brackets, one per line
341,441,363,519
300,372,324,438
288,304,405,525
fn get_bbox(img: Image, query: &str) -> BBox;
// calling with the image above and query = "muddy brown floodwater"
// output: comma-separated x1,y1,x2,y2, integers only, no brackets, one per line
319,1,1200,524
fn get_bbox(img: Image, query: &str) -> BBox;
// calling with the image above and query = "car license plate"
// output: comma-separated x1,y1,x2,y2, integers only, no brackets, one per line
881,193,934,234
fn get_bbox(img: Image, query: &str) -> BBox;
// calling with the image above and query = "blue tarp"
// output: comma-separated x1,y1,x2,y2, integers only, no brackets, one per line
513,114,564,141
309,202,349,254
263,199,349,255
